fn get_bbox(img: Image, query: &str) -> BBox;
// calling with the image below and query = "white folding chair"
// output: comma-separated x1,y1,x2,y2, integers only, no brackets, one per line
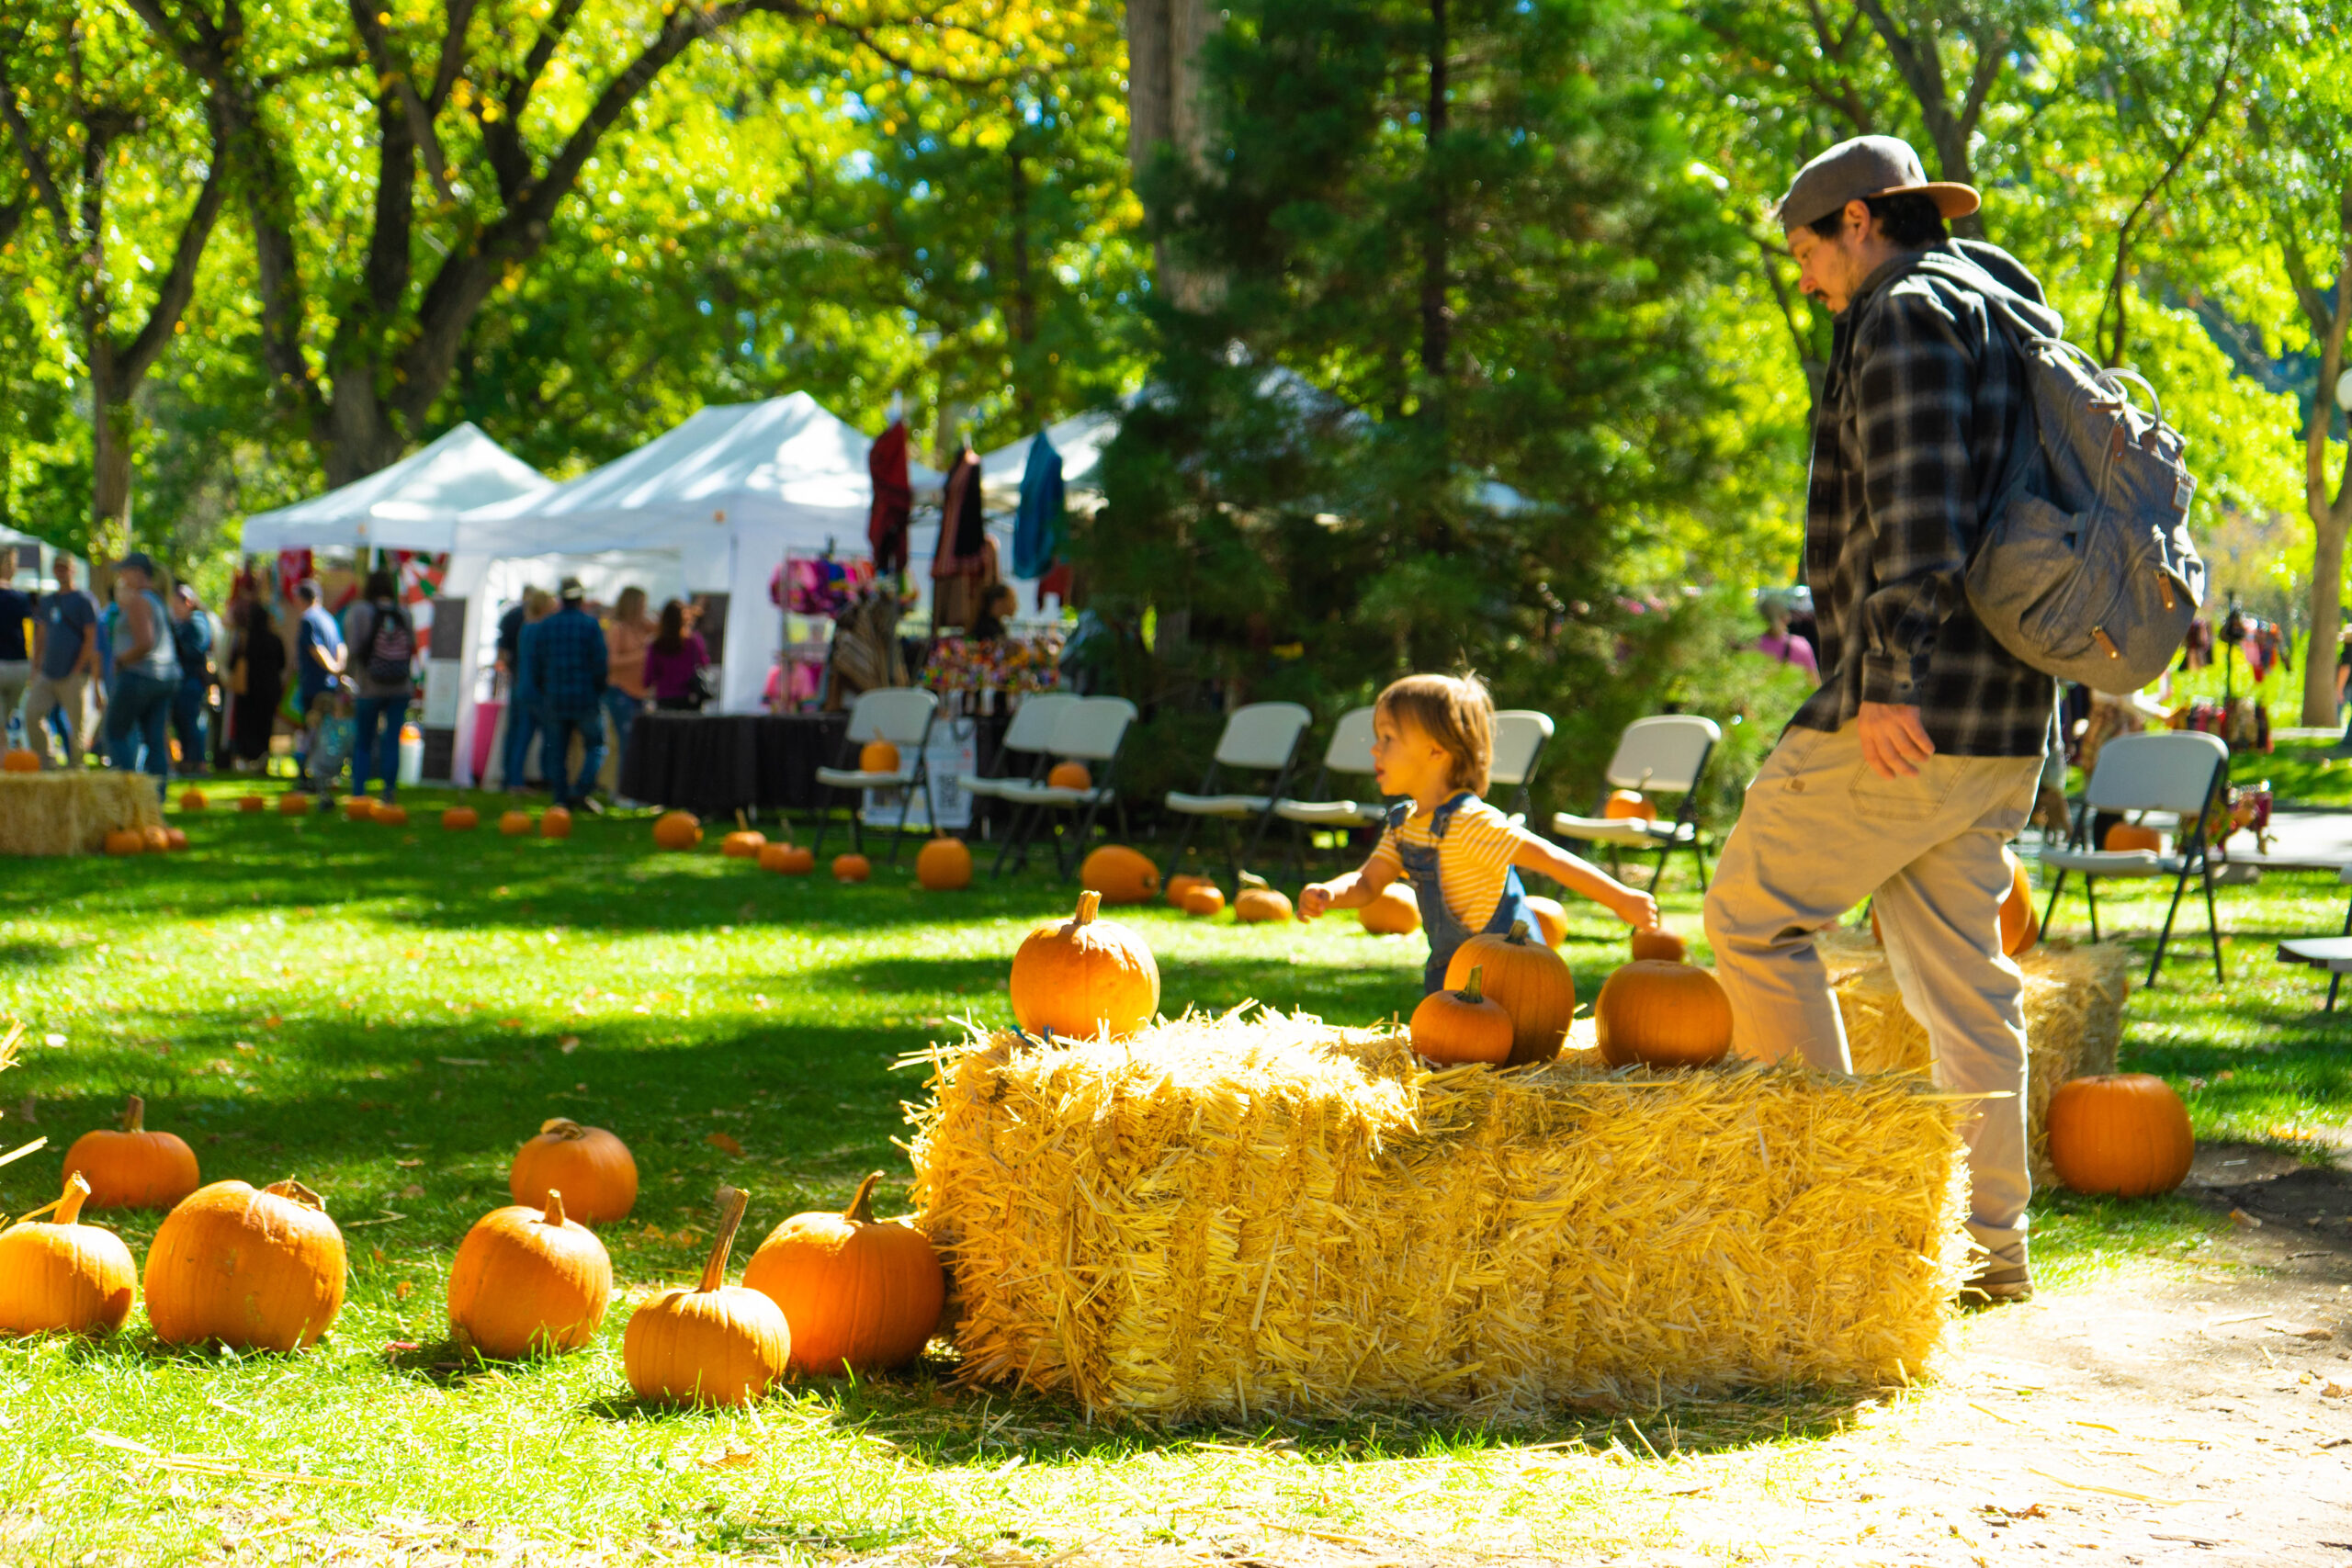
1273,707,1385,874
1550,715,1722,894
2041,729,2230,987
957,691,1077,831
1163,702,1315,887
1490,710,1555,821
810,687,939,865
991,696,1140,879
2276,863,2352,1010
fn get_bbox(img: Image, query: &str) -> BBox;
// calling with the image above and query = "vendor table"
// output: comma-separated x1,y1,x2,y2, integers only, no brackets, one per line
619,710,1013,821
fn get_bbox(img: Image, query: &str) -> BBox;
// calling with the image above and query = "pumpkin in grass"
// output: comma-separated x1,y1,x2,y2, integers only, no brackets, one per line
239,795,266,813
1,748,39,773
277,792,312,817
375,804,410,828
510,1119,638,1223
442,806,479,830
539,806,572,840
1594,960,1733,1069
653,810,701,850
1233,872,1294,924
915,836,972,891
103,828,144,856
2103,821,2163,853
447,1190,613,1358
1629,926,1686,964
343,795,376,822
1165,873,1215,908
762,842,815,874
1409,965,1512,1066
1523,895,1568,948
623,1186,790,1406
832,852,871,883
65,1095,199,1209
1012,890,1160,1040
140,824,169,854
1182,883,1226,918
0,1173,136,1337
744,1171,944,1377
2047,1074,2194,1198
1360,883,1421,935
858,739,901,775
1080,844,1160,905
721,829,767,858
144,1178,346,1351
1444,920,1575,1066
163,827,187,852
1046,761,1092,792
177,787,207,811
1603,789,1657,821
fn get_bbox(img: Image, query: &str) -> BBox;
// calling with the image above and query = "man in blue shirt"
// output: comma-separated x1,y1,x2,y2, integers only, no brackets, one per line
293,581,345,777
24,557,99,766
519,579,609,810
169,583,217,775
0,572,32,750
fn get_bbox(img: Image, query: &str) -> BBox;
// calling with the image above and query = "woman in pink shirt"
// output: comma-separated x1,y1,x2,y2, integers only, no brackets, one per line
1754,592,1819,681
643,599,711,710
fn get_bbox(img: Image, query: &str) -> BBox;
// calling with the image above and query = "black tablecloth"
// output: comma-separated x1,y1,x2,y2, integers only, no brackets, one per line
618,710,1012,818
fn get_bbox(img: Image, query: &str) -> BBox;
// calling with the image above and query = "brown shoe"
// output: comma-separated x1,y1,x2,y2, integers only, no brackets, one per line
1962,1260,2033,1303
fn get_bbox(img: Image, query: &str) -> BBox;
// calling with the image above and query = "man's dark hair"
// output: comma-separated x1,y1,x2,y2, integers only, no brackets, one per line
1806,190,1951,248
298,581,321,604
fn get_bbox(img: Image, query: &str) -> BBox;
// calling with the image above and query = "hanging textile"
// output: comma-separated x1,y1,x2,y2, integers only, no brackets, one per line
1012,432,1066,581
933,538,1001,633
933,446,989,579
2178,616,2212,672
868,421,912,576
1035,559,1074,614
391,550,447,607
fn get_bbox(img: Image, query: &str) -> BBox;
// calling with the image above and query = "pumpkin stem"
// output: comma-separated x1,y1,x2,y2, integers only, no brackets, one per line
699,1186,751,1292
542,1190,566,1228
844,1171,884,1224
54,1170,90,1226
264,1178,327,1213
538,1117,585,1140
1073,890,1101,927
1508,919,1532,945
121,1094,145,1133
1238,870,1269,890
1458,965,1487,1005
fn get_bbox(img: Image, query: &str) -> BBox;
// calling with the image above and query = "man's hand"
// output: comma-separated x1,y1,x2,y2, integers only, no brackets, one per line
1857,701,1935,781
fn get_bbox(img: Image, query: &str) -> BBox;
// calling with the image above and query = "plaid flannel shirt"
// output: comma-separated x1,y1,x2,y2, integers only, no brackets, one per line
1790,241,2056,758
519,606,609,719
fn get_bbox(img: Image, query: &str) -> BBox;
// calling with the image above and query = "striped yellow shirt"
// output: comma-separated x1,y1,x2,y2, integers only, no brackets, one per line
1367,796,1540,931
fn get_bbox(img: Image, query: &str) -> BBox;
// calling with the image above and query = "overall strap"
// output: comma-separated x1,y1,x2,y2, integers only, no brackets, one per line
1428,791,1480,840
1383,801,1411,832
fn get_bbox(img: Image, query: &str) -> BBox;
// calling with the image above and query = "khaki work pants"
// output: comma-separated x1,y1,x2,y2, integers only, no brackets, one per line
1702,720,2041,1268
22,670,91,767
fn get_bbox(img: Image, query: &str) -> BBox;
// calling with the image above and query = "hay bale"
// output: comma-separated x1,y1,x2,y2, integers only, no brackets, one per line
909,1009,1972,1424
0,773,164,856
1813,928,2130,1186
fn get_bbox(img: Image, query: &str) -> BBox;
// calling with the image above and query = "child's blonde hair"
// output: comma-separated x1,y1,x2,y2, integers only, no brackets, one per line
1375,671,1494,795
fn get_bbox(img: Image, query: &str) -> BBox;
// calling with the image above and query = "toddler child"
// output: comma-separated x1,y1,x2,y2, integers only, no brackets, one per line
1300,672,1658,991
304,683,356,797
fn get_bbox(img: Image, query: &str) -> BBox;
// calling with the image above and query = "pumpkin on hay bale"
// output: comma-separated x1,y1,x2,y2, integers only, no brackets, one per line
1,749,38,773
1012,890,1159,1040
1444,919,1574,1066
909,1007,1972,1422
0,771,164,856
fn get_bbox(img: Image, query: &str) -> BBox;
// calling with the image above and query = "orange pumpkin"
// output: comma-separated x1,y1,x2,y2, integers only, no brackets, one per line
343,795,376,822
376,804,410,828
722,829,767,858
442,807,480,830
1999,848,2039,958
755,840,794,873
1593,960,1734,1069
2103,821,2162,853
177,787,208,811
916,836,972,891
1234,873,1294,924
163,827,187,852
1603,789,1657,821
1409,965,1512,1066
1360,883,1421,935
140,824,169,853
1012,890,1160,1040
0,1173,137,1337
510,1119,638,1224
64,1095,200,1210
447,1190,614,1359
1182,884,1226,918
539,806,572,840
653,810,701,850
1165,873,1215,908
104,828,143,856
499,808,534,836
1523,895,1568,947
623,1186,791,1406
832,852,871,883
143,1179,346,1351
277,792,312,816
239,795,266,813
1046,761,1092,791
1,748,39,773
743,1171,944,1377
1629,926,1686,964
763,843,815,874
859,740,901,774
2047,1074,2195,1198
1444,920,1575,1066
1080,844,1160,905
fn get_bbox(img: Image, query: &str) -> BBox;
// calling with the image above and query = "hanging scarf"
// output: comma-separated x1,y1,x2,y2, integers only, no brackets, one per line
1012,432,1066,580
932,447,988,579
868,421,912,576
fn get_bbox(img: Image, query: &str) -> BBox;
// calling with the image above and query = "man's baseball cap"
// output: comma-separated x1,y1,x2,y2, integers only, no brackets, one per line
119,550,157,577
1774,134,1979,233
559,578,586,603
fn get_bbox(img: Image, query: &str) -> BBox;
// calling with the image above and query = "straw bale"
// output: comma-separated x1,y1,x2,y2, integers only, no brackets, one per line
0,773,164,856
1815,929,2130,1186
908,1008,1971,1424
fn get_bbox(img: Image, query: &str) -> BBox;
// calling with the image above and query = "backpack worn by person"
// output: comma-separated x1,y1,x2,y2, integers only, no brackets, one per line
364,600,414,684
1911,250,2205,694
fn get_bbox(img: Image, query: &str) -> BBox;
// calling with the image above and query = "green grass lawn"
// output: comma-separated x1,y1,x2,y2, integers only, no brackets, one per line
0,783,2344,1562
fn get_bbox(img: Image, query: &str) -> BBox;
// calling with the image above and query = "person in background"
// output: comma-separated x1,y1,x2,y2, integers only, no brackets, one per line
0,570,32,748
643,598,710,711
602,585,654,780
168,583,216,775
104,552,180,795
968,582,1019,642
292,581,345,778
521,579,608,810
1753,588,1820,681
303,683,356,797
24,556,99,766
343,568,416,805
226,596,287,773
502,587,555,790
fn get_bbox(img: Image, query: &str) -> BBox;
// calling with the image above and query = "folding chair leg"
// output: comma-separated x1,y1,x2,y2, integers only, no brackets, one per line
811,786,834,859
989,801,1028,878
1690,837,1712,894
2040,868,2068,932
2200,863,2224,983
2148,867,2192,989
2084,876,2100,944
2328,972,2342,1013
1649,842,1672,897
1241,807,1282,875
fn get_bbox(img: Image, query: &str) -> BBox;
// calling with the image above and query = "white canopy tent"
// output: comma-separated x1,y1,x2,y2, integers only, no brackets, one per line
239,422,550,557
1,524,83,591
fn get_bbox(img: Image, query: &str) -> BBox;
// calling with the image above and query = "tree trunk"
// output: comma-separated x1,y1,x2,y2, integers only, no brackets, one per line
2294,216,2352,728
1419,0,1448,389
2306,519,2347,728
1125,0,1221,310
1007,145,1036,427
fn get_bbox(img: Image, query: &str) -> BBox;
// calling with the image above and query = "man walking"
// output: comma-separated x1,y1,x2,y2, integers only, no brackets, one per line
24,557,99,766
103,552,181,794
169,583,217,775
1703,136,2061,1303
520,579,608,811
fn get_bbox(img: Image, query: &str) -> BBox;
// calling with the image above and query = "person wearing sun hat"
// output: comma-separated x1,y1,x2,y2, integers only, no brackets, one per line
1703,134,2070,1306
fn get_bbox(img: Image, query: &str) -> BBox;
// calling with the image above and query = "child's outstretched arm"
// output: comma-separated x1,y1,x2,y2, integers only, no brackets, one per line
1511,838,1657,931
1298,854,1401,919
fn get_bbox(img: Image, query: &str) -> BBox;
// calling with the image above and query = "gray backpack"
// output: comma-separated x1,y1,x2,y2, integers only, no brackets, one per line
1913,253,2205,694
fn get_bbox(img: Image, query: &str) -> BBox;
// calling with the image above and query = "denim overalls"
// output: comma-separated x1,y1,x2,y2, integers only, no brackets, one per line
1389,793,1536,995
